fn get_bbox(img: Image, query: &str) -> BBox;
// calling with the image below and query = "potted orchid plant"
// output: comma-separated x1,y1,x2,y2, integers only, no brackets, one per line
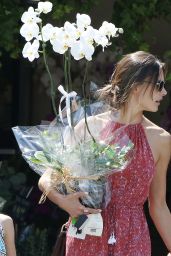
12,2,135,240
12,1,137,240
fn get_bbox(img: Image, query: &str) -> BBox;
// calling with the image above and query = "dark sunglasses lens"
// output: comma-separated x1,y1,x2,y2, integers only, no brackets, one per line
156,81,165,91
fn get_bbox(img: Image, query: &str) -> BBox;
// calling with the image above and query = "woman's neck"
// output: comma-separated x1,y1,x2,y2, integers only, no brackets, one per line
116,108,144,125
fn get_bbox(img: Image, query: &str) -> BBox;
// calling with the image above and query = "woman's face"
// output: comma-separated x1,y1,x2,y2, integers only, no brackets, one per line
136,69,167,112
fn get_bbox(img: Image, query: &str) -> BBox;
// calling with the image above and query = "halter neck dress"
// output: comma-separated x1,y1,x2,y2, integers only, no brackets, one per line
65,121,155,256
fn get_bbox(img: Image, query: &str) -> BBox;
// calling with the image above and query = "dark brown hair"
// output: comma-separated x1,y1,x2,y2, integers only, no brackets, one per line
98,51,166,109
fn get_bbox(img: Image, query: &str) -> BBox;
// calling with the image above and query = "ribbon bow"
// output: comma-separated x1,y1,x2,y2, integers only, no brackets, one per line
58,85,77,128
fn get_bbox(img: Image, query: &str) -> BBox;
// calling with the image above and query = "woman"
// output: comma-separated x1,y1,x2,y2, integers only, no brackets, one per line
38,51,171,255
0,214,16,256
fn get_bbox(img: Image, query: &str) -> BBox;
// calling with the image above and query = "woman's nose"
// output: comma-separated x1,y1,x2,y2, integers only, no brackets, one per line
162,87,167,96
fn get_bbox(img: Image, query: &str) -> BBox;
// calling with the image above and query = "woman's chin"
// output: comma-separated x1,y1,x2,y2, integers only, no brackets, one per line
144,106,159,112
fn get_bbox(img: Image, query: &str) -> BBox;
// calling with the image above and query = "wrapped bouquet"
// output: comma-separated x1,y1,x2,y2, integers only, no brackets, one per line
12,109,134,209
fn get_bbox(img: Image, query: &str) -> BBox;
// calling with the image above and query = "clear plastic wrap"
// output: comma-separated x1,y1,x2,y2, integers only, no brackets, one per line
12,106,134,209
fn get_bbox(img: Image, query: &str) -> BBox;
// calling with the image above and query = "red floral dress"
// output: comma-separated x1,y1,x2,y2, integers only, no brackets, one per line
66,122,155,256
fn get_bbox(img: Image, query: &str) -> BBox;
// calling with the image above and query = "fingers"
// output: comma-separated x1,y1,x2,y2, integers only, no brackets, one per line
79,205,101,214
68,192,102,217
74,192,102,213
70,208,101,218
84,207,102,214
74,191,89,199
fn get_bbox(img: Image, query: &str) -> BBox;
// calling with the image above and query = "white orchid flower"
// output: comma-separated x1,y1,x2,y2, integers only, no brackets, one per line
39,25,62,43
64,21,79,40
93,29,109,50
80,26,95,45
118,28,124,34
71,40,94,61
22,39,40,62
75,26,85,39
48,27,63,44
21,7,41,24
41,23,54,42
52,39,69,54
110,27,124,38
63,32,77,48
20,23,39,41
99,21,118,39
37,1,53,14
50,27,76,49
76,13,91,29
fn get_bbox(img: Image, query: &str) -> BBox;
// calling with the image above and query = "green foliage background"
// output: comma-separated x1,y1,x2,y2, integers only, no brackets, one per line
112,0,171,52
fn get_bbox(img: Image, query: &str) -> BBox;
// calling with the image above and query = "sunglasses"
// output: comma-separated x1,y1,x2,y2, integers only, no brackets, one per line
155,80,165,92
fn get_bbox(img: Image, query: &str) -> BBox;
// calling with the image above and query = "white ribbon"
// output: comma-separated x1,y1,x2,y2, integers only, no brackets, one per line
108,232,116,245
58,85,77,128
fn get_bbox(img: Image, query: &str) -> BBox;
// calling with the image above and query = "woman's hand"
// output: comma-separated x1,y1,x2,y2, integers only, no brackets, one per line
38,169,101,217
57,191,102,218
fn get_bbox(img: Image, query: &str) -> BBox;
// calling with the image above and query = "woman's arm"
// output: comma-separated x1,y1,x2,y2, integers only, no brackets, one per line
3,216,16,256
38,169,101,217
148,131,171,251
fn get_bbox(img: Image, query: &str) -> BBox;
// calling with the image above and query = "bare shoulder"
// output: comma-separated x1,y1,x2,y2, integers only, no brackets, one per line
86,111,110,123
75,111,110,130
0,214,13,228
74,111,111,140
0,214,12,223
143,117,171,151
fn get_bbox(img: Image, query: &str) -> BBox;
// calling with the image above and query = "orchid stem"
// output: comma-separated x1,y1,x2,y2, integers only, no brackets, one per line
67,50,72,91
64,52,69,92
40,22,57,117
82,62,95,142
